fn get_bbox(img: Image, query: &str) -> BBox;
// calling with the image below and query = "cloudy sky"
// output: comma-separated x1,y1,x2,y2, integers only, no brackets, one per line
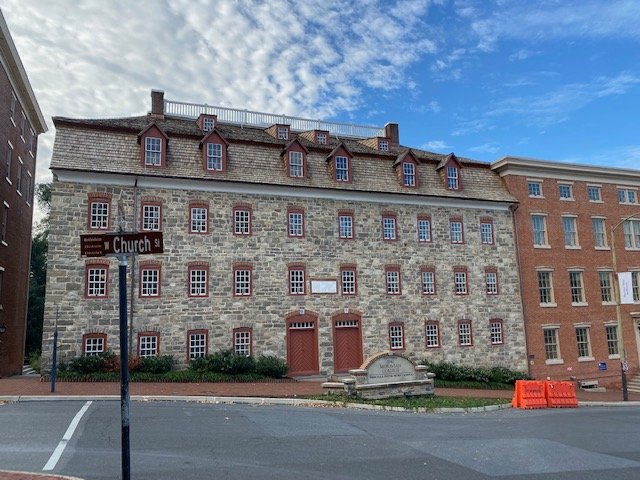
3,0,640,190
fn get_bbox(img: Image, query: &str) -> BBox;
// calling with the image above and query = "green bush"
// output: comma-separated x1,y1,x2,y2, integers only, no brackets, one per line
133,355,174,374
255,355,288,378
67,351,117,374
422,360,528,385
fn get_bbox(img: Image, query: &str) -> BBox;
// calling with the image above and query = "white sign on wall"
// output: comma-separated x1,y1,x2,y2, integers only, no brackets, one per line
619,272,634,304
311,280,338,294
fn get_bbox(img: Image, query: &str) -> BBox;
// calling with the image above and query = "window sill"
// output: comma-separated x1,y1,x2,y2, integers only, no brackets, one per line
572,302,589,307
578,356,595,363
528,195,545,199
602,301,616,306
5,177,11,185
608,354,621,360
533,245,551,249
545,359,564,365
589,200,604,204
595,246,610,251
559,198,575,201
624,247,640,251
16,191,22,197
540,303,557,308
564,246,581,250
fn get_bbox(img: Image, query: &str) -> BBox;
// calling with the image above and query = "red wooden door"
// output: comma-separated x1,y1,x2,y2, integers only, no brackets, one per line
287,319,319,376
333,318,363,373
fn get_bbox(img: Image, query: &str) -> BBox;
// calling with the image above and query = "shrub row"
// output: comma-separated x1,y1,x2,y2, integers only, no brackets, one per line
189,350,288,378
422,361,529,385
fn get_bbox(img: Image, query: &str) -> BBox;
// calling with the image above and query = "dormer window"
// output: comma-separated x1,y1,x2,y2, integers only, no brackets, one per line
447,166,459,190
199,129,229,173
203,117,215,132
403,162,416,187
379,139,389,151
277,126,289,140
316,132,327,145
336,156,349,182
283,140,308,179
289,151,304,177
138,123,168,167
145,137,162,166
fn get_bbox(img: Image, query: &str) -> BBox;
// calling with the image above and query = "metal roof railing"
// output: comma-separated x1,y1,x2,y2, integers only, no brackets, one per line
164,99,385,139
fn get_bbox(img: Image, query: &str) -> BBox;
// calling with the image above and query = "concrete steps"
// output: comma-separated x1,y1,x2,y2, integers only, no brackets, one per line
628,375,640,393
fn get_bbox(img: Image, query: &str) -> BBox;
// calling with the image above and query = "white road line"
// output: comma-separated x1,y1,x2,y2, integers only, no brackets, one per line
43,400,93,471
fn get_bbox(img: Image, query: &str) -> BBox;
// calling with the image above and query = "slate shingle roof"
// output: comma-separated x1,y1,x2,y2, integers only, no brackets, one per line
50,114,516,203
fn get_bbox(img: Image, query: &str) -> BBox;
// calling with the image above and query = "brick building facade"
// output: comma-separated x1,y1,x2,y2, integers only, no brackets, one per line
493,157,640,386
0,10,46,377
41,90,528,375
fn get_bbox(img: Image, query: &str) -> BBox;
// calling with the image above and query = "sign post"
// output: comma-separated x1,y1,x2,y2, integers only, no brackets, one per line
80,230,163,480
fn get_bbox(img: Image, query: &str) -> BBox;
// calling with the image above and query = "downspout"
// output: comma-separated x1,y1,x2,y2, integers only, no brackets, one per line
509,202,531,378
128,177,138,356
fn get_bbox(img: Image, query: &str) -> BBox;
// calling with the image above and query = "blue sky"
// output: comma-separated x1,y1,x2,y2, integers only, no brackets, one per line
2,0,640,188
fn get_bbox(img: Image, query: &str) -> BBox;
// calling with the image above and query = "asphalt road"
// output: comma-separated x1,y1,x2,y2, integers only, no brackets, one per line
2,400,640,480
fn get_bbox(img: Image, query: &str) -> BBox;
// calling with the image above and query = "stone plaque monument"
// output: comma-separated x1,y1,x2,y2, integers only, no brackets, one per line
323,351,435,399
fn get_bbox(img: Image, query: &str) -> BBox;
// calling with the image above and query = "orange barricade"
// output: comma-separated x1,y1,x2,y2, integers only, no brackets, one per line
512,380,548,409
545,381,578,408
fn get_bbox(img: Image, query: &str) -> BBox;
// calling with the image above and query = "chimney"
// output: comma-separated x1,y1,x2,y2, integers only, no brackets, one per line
384,122,399,145
150,89,165,119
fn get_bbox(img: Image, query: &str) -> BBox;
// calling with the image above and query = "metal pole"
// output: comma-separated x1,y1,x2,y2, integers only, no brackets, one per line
50,305,59,393
611,224,629,401
119,255,131,480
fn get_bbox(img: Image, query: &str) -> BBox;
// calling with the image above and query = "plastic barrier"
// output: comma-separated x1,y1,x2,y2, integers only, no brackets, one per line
545,381,578,408
512,380,548,409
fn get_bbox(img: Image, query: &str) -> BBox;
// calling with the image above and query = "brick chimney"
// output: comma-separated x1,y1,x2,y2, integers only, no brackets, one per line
150,89,165,119
384,122,399,145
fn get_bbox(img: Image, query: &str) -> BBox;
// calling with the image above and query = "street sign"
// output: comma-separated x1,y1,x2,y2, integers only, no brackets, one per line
80,232,164,257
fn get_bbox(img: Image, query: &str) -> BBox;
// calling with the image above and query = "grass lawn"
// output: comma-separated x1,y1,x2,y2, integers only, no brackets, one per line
307,393,511,411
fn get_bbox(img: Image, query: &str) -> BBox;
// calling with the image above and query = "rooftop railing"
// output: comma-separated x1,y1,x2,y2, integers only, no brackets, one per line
165,99,385,139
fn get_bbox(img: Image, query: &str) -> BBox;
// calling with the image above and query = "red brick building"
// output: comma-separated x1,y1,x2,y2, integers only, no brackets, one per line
493,157,640,387
0,10,47,376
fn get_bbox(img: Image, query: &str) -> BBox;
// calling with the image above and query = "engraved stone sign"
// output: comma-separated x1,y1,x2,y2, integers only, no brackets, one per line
366,355,416,383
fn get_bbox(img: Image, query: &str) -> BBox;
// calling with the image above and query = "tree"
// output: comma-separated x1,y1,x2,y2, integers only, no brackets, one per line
25,183,51,356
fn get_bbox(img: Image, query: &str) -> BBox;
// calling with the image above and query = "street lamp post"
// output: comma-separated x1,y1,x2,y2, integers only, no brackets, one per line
610,213,640,402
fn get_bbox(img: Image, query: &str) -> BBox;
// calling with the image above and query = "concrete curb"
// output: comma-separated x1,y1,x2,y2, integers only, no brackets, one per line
0,470,84,480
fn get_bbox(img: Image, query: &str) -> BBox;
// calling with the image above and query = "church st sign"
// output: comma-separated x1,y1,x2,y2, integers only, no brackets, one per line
80,231,163,257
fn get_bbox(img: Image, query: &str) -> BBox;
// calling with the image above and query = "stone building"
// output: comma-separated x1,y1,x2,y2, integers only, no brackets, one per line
0,10,47,377
42,90,527,376
493,157,640,386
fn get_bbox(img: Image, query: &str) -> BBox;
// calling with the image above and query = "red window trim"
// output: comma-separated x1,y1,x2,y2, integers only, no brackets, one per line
186,329,209,362
137,331,161,357
232,327,253,356
140,196,163,232
446,164,461,191
453,266,469,296
82,333,107,355
232,203,253,236
417,214,432,243
232,262,253,298
457,320,473,347
480,217,494,245
139,260,162,298
315,130,330,144
378,137,391,151
340,263,358,296
385,264,402,295
331,153,353,183
287,207,305,238
401,160,419,188
285,146,307,179
388,321,405,350
449,217,465,244
87,192,112,231
420,266,437,296
424,320,441,349
288,262,306,296
489,318,504,346
188,261,210,298
85,259,110,299
139,125,168,168
338,209,355,240
382,213,398,242
188,201,209,234
485,266,500,295
197,114,217,131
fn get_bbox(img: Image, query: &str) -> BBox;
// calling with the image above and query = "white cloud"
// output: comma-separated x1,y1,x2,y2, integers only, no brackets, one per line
469,142,500,154
421,140,452,151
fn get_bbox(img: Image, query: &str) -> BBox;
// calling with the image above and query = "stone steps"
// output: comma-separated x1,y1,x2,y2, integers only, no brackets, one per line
628,375,640,393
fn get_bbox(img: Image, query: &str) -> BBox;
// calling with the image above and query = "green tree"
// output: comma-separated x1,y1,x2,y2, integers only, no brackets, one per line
25,183,51,356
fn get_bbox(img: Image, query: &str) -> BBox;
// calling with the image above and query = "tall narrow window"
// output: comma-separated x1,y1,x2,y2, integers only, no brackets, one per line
425,322,440,348
288,209,304,237
485,268,499,295
9,92,17,123
389,323,404,350
340,265,357,295
599,271,613,303
140,264,161,297
142,203,161,231
575,326,592,359
537,271,555,305
189,204,208,234
531,215,548,247
145,137,162,166
188,330,208,360
480,218,494,245
447,166,459,190
458,321,472,346
289,266,306,295
490,319,503,345
623,220,640,249
289,151,304,178
20,112,26,139
1,203,8,244
88,194,111,230
206,143,223,171
559,183,573,199
234,328,252,356
632,271,640,302
385,266,401,295
338,211,354,239
454,268,468,295
569,271,585,304
233,206,251,235
543,328,561,362
421,268,436,295
86,262,108,298
382,214,397,241
605,325,619,357
592,218,607,248
188,264,208,297
417,216,431,242
587,186,601,202
335,156,350,182
450,219,463,244
4,142,12,180
562,216,579,248
233,264,252,297
402,162,416,187
277,126,288,140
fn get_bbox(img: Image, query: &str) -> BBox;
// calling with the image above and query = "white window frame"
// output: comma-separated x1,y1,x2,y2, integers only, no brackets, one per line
418,218,431,242
421,270,435,295
543,327,563,364
485,271,498,295
569,270,586,305
386,269,401,295
288,211,304,237
623,219,640,249
425,322,439,348
141,268,160,297
389,324,404,350
142,204,161,231
598,271,614,304
335,156,349,181
447,166,459,190
234,209,251,235
145,137,162,166
575,325,594,361
618,188,638,205
450,220,463,244
383,216,397,240
139,335,158,358
531,214,549,247
90,201,110,230
289,268,306,295
234,268,251,296
87,266,108,297
190,207,208,233
605,324,620,358
587,185,602,202
458,322,472,346
592,217,608,249
527,180,543,198
234,330,252,356
289,151,304,178
189,332,207,359
403,162,415,186
339,214,353,239
562,216,579,248
480,221,493,245
341,269,356,295
558,183,573,200
206,143,223,171
84,336,105,356
189,269,208,297
454,270,468,295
